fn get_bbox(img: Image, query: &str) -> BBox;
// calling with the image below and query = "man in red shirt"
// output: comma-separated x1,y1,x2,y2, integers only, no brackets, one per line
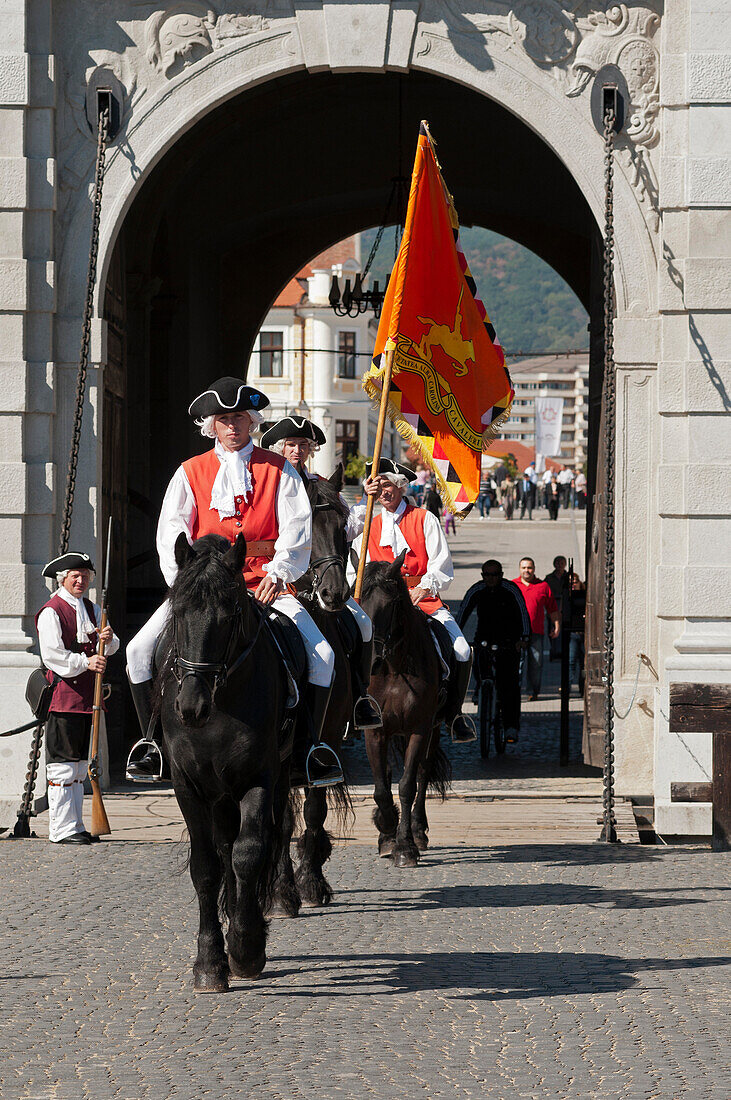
512,557,560,700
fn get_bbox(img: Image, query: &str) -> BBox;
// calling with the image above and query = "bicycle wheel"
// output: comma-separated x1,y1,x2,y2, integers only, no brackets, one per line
479,681,492,758
493,697,507,754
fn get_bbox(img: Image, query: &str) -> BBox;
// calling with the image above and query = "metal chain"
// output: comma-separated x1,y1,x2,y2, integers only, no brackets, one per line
58,106,109,556
12,109,110,838
601,103,618,843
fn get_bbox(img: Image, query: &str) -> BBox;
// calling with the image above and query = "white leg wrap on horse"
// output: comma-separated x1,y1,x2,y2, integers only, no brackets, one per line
346,596,373,642
432,607,472,662
126,600,171,684
271,592,335,687
47,762,79,842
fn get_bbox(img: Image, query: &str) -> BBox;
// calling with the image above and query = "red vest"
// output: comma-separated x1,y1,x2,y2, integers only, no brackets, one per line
35,594,98,714
368,505,444,615
182,446,286,590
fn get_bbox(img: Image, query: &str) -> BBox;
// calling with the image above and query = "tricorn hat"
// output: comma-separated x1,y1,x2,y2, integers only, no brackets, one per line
42,552,95,578
260,416,326,450
365,457,417,482
188,377,270,419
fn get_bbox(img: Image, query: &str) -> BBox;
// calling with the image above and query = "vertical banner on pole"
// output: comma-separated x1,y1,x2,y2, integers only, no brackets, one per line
535,397,564,460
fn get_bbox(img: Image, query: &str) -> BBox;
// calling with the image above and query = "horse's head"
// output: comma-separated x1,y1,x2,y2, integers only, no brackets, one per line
360,551,410,660
169,532,249,727
301,465,351,611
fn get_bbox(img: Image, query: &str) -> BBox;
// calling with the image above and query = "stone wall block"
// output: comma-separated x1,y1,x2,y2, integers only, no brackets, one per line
687,157,731,205
28,54,55,109
684,566,731,616
386,1,419,70
688,51,731,101
657,360,685,411
297,2,329,71
684,257,731,309
27,362,54,414
658,156,686,208
691,10,729,52
655,566,683,616
659,54,687,106
28,260,55,312
660,313,689,360
657,464,685,514
0,362,26,411
324,3,390,70
0,55,29,106
688,104,731,158
25,462,55,516
0,157,29,209
0,463,27,512
658,259,687,311
613,317,659,362
0,258,28,310
0,568,28,613
687,312,730,363
27,158,56,212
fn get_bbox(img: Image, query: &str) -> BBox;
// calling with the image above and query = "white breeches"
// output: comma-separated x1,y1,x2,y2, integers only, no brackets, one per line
126,594,335,689
346,596,372,642
47,760,87,842
432,607,472,662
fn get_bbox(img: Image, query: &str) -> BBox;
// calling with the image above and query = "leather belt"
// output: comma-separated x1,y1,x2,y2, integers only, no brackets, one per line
404,575,424,589
245,540,276,557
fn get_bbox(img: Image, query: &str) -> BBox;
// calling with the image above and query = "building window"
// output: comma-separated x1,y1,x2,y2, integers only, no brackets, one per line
338,331,357,378
259,331,284,377
336,419,360,482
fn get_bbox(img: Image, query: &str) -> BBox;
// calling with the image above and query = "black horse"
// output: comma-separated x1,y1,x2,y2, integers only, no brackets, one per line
158,532,297,992
359,553,450,867
268,466,354,915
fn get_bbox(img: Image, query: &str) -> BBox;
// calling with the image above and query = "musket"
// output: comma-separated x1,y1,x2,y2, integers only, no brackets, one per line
88,517,113,837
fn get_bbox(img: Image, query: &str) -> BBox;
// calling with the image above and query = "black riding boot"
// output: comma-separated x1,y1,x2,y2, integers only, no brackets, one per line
125,678,164,782
353,636,382,730
447,655,477,743
290,682,344,789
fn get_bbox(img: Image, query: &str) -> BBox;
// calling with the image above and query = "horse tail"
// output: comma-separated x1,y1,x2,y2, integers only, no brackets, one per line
424,729,451,802
327,774,355,836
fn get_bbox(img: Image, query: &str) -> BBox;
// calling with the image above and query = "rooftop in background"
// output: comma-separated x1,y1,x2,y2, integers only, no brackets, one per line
486,440,565,472
272,236,361,308
508,353,588,376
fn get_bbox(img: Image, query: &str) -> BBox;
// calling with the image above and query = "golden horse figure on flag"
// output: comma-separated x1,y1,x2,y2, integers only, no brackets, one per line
414,287,473,379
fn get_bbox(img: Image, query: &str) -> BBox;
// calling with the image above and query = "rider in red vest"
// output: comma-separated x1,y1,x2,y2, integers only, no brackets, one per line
348,458,476,743
260,414,382,731
125,377,342,788
36,551,119,844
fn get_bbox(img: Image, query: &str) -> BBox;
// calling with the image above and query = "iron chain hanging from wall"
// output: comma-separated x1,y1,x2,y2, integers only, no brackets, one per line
11,102,112,839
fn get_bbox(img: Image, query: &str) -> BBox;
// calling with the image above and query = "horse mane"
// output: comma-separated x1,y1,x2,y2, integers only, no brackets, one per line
306,473,349,521
168,534,240,615
361,559,411,605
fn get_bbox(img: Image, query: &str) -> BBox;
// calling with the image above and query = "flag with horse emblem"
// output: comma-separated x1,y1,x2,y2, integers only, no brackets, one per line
363,121,514,515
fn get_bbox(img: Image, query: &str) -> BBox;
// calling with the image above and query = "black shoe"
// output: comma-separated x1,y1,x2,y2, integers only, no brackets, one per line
57,833,91,845
80,831,101,843
291,744,344,789
126,743,164,782
353,694,382,730
451,715,477,743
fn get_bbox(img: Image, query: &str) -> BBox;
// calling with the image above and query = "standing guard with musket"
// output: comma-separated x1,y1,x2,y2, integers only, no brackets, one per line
36,552,119,844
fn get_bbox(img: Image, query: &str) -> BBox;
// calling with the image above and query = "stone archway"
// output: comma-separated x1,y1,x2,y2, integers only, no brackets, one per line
53,2,661,781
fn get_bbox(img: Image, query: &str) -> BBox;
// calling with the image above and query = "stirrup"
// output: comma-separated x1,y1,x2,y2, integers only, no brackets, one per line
353,694,383,730
450,715,477,744
305,743,344,789
125,739,164,783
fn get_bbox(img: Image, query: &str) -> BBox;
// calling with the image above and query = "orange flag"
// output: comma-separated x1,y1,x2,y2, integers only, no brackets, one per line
363,122,514,514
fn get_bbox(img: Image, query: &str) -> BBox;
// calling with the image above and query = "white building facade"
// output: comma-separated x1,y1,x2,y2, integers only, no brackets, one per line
500,355,589,467
0,2,728,840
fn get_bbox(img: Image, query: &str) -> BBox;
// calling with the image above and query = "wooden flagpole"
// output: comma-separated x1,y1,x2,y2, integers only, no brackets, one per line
353,345,395,602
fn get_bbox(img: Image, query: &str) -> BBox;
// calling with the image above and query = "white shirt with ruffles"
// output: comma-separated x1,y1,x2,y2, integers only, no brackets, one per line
347,498,453,597
37,586,120,679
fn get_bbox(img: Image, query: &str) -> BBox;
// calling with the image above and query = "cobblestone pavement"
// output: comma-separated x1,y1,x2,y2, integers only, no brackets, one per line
1,841,730,1099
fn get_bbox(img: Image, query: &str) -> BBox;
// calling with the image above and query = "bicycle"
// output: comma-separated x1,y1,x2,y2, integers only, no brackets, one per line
475,641,508,758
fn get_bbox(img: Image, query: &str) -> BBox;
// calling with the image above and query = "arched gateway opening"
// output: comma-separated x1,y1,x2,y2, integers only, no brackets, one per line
100,68,607,770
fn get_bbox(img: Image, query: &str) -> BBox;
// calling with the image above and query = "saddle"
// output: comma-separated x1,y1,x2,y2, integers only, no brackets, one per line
427,617,452,683
264,606,308,691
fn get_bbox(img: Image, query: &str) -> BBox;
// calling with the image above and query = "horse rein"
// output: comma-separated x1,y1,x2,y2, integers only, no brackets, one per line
172,599,264,699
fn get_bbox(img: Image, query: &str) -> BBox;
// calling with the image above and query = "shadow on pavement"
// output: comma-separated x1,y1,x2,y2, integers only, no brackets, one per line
262,950,731,1000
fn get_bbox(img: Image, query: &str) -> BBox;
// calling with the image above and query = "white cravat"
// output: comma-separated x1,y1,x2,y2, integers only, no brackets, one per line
210,439,254,520
57,586,97,644
379,499,410,556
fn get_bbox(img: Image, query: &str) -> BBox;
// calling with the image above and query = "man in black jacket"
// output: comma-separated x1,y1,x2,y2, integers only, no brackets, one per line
457,560,530,743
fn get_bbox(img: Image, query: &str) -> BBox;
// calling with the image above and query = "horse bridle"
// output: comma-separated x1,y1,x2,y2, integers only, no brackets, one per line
304,498,348,605
172,600,264,699
372,597,402,662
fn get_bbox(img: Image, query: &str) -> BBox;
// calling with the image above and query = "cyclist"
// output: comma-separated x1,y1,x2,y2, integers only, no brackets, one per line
457,560,530,744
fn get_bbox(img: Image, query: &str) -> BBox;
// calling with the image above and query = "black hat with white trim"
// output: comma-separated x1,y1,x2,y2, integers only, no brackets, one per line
260,416,326,450
42,552,95,578
188,377,270,419
365,457,417,482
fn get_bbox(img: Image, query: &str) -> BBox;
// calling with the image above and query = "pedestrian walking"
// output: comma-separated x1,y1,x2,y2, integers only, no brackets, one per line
545,555,569,660
568,572,586,696
517,473,536,519
547,475,560,520
558,466,574,509
500,475,516,520
511,557,560,700
423,482,442,520
476,471,493,519
36,552,120,844
574,470,587,509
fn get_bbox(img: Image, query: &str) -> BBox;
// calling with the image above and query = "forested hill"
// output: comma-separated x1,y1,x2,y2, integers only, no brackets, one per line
361,226,588,356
